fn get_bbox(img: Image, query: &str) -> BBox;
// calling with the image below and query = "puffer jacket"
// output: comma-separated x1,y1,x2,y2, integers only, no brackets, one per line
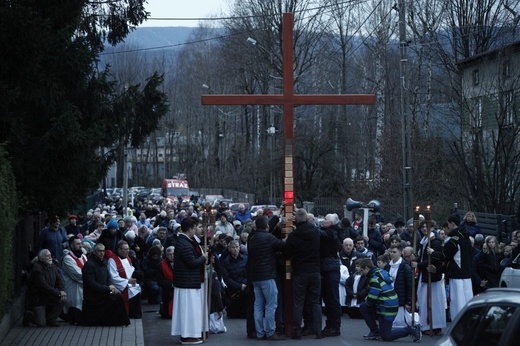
173,233,206,289
384,261,412,307
247,229,285,282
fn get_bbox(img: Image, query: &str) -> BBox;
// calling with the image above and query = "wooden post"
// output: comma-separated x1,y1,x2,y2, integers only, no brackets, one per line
424,203,433,336
411,205,421,325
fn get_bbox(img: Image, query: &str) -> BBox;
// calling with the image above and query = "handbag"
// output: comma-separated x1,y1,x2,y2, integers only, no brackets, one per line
209,312,227,334
393,306,420,329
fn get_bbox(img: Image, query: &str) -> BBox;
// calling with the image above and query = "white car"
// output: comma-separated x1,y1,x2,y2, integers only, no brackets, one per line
499,253,520,288
436,288,520,346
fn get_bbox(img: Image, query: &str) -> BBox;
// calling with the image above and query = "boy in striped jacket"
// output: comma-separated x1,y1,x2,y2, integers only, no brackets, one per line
358,258,422,342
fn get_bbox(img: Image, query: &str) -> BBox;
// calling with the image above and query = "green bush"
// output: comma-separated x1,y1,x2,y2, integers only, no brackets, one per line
0,146,16,316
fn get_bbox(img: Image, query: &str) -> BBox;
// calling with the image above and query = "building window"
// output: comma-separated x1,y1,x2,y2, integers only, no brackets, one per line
502,90,514,126
502,60,510,78
473,97,482,128
473,69,479,85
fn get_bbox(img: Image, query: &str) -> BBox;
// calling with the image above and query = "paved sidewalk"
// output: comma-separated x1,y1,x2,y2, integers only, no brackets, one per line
0,317,144,346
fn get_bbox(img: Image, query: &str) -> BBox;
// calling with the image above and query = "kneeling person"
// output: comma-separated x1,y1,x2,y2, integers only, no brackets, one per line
358,258,421,342
81,243,130,326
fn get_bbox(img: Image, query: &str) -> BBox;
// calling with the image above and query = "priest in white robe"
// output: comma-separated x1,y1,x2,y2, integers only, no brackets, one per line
62,236,87,319
108,240,142,318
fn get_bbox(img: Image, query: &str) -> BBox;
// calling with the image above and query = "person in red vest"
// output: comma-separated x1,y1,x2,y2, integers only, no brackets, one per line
158,245,175,318
108,240,142,318
61,236,87,323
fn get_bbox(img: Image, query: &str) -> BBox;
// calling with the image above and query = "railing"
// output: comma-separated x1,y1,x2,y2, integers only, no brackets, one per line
454,209,516,243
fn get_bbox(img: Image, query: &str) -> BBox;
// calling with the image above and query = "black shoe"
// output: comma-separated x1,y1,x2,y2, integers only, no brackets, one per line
322,328,340,337
22,311,35,327
247,333,257,339
301,328,316,336
316,332,324,339
275,325,284,335
266,333,286,341
364,332,381,340
410,324,422,342
46,321,60,327
292,327,302,340
180,337,203,345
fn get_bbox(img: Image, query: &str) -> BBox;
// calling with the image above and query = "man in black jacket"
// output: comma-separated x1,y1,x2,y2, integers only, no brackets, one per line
81,243,130,326
319,213,342,337
247,216,285,341
428,213,473,321
171,218,208,345
284,209,323,339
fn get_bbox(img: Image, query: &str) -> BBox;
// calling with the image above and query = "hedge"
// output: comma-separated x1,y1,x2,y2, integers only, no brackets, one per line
0,146,16,317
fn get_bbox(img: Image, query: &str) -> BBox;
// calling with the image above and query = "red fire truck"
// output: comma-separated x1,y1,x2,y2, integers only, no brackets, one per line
161,178,190,204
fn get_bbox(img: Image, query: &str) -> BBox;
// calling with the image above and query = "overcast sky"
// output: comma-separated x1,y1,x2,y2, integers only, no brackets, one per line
142,0,230,27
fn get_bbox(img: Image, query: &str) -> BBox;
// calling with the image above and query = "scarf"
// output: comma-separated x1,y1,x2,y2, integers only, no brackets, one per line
389,257,402,284
420,232,435,248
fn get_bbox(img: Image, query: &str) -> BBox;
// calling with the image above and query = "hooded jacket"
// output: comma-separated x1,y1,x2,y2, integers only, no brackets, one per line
365,267,399,321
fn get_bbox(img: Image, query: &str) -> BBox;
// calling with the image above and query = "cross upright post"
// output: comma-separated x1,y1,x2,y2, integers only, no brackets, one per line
202,12,375,336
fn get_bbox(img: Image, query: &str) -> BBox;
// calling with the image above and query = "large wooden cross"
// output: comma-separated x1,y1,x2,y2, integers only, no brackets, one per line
202,12,375,335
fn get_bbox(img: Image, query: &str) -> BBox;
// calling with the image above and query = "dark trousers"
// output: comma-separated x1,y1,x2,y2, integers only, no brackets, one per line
129,294,142,318
275,274,284,328
359,302,410,341
31,302,64,326
293,273,322,333
246,289,256,336
321,270,342,329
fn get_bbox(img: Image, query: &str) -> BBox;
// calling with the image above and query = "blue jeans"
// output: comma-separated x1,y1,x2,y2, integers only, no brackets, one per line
253,279,278,338
359,302,411,341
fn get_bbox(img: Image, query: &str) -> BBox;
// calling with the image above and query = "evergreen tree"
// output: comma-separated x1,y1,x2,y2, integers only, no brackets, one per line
0,0,168,213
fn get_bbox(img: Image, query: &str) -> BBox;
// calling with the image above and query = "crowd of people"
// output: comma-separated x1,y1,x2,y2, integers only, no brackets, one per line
24,198,520,344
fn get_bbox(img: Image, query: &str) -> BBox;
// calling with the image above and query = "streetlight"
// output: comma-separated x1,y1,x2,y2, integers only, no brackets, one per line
267,125,277,204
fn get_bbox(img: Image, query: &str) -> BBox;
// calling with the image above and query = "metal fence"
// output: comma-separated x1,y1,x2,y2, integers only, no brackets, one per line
303,197,347,218
13,213,46,294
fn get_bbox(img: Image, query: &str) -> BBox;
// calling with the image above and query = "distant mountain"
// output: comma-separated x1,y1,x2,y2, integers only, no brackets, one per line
123,26,194,50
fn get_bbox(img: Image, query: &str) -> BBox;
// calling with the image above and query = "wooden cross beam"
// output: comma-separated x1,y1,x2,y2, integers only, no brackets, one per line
203,12,374,220
202,12,375,335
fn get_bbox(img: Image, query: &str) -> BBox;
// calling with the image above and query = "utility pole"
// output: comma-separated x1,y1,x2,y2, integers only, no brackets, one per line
398,0,412,221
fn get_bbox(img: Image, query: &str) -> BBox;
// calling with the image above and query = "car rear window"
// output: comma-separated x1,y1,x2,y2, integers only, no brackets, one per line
451,304,516,345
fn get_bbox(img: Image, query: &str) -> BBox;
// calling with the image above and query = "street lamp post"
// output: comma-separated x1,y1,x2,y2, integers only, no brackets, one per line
122,146,128,215
267,125,276,204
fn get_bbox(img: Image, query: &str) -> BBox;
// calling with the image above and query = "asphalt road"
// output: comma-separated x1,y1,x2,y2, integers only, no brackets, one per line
141,302,446,346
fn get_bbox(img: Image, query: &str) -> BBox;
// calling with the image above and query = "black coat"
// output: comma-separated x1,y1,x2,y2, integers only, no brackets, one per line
27,260,63,307
432,227,472,279
82,255,130,326
97,229,123,253
284,221,320,275
173,233,206,289
319,224,341,272
476,250,504,289
417,235,444,283
345,274,369,306
247,229,285,282
367,228,386,258
220,253,248,291
339,250,366,276
385,261,412,306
